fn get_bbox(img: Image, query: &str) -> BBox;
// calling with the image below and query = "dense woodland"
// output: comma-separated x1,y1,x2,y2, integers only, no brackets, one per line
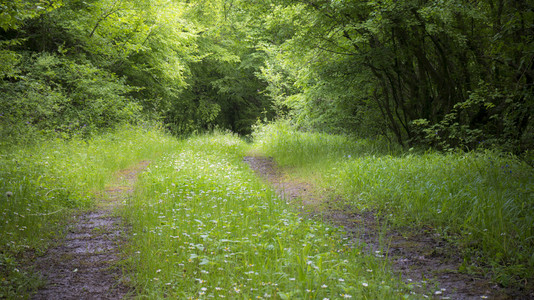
1,0,533,153
1,1,534,298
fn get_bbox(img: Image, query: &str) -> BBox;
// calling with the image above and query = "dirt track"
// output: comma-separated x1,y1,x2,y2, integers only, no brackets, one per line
28,156,525,299
31,161,149,300
244,156,516,300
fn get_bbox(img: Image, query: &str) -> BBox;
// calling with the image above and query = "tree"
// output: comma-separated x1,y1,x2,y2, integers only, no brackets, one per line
257,0,533,152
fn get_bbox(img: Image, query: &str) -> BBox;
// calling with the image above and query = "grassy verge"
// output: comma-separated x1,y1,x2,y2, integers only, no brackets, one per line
251,120,400,168
123,131,415,299
0,124,179,298
252,121,534,289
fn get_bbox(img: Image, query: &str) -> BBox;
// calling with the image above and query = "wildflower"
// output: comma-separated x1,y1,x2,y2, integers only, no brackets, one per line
321,284,327,288
341,294,352,298
338,278,345,282
362,282,368,287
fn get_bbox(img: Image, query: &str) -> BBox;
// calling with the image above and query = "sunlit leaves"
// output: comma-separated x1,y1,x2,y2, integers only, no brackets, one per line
0,0,63,30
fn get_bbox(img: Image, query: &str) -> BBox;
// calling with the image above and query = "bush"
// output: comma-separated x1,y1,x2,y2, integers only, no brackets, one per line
0,53,141,146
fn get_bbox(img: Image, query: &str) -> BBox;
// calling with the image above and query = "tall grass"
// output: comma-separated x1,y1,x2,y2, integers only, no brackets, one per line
251,120,401,168
123,131,415,299
0,124,179,298
252,121,534,287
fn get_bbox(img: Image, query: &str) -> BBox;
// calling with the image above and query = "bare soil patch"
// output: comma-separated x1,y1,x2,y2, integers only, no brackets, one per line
31,161,149,300
244,156,525,300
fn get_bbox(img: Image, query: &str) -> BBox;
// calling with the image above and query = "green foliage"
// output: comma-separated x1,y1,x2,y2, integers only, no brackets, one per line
2,0,533,150
123,131,412,298
3,0,266,138
158,0,274,135
256,0,534,152
0,53,141,144
0,252,43,299
412,81,534,152
118,0,196,115
0,42,22,78
0,0,63,31
252,122,534,288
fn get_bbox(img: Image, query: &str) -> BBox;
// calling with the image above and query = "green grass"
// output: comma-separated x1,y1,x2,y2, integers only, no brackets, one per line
122,131,415,299
0,124,179,298
333,151,533,286
252,121,534,288
4,121,529,298
251,120,401,170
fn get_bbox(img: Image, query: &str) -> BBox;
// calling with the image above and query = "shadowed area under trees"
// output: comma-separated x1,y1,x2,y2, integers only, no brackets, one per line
1,0,533,153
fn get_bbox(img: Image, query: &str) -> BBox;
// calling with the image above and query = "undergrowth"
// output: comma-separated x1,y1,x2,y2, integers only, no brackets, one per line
252,121,534,290
0,124,178,298
251,120,401,168
123,131,416,299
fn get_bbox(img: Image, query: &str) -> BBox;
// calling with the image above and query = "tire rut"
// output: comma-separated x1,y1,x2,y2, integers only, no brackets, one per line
244,156,517,300
31,161,149,300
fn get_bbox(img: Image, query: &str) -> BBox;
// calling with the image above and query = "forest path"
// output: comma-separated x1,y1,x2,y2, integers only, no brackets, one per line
31,161,150,300
244,156,510,300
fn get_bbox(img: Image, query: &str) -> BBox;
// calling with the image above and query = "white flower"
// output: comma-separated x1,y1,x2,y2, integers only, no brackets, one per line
362,282,368,287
